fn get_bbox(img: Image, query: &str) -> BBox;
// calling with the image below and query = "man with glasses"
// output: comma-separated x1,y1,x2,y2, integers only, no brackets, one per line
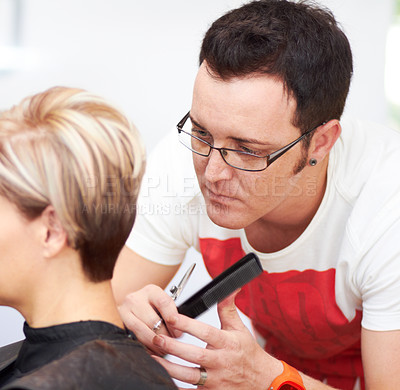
113,1,400,389
177,112,324,172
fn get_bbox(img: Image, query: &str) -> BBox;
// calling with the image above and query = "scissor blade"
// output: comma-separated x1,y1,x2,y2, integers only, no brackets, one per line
171,263,196,300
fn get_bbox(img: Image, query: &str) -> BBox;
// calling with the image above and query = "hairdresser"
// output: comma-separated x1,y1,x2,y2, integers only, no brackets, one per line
113,1,400,389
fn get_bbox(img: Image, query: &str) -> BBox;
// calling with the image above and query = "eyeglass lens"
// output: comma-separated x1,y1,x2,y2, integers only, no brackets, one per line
178,119,268,171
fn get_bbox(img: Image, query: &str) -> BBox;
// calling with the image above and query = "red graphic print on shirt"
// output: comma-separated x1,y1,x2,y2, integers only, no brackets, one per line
200,237,364,390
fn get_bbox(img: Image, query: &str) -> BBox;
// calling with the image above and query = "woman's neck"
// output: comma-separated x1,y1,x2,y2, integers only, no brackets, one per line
21,278,124,329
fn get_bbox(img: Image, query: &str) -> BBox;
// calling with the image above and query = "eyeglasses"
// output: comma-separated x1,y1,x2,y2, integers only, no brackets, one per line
177,111,324,172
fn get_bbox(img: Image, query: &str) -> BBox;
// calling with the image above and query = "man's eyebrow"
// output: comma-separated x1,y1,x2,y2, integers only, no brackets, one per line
189,116,207,131
190,115,272,146
228,135,271,146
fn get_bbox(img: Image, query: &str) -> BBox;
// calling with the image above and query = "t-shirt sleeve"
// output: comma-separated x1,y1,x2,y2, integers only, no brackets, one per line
125,129,201,266
354,195,400,331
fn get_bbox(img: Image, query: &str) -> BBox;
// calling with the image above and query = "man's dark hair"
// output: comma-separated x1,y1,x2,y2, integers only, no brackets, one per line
199,0,353,133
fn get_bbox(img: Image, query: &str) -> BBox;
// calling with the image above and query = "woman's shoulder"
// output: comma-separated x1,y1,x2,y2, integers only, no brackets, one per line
2,338,177,390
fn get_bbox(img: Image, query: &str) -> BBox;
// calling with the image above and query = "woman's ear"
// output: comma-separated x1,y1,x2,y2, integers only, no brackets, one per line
309,119,341,162
40,206,68,258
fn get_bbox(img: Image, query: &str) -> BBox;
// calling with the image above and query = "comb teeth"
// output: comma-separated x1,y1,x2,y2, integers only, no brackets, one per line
177,253,262,318
202,259,261,308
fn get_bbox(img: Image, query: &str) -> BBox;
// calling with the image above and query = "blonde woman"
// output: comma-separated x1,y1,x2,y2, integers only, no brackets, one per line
0,87,177,390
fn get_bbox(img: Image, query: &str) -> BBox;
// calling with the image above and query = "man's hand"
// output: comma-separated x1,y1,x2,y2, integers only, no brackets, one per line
151,293,282,389
118,284,182,354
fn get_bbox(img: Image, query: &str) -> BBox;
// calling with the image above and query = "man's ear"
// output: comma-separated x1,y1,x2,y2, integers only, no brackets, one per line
40,206,68,258
309,119,341,162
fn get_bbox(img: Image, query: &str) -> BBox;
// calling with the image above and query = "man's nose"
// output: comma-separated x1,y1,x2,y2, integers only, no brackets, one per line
204,148,233,183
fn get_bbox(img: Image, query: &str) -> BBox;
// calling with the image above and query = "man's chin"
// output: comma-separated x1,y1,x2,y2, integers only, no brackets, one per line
205,202,247,229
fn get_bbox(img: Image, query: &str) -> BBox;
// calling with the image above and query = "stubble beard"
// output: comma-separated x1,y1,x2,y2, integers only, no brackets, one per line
292,144,309,175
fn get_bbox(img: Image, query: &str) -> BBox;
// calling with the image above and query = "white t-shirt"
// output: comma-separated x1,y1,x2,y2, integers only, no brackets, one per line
127,117,400,388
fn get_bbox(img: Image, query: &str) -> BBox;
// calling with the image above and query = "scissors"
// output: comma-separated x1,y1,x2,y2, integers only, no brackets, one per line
152,263,196,332
169,262,196,300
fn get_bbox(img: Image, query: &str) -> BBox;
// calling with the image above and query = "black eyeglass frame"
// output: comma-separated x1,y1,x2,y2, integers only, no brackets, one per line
177,111,325,172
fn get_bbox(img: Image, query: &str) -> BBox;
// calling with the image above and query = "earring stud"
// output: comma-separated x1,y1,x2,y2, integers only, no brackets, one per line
309,158,317,166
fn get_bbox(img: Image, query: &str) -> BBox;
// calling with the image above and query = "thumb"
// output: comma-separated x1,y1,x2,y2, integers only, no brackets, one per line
217,289,244,331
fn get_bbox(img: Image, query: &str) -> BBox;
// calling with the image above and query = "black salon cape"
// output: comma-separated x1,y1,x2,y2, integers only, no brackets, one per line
0,321,177,390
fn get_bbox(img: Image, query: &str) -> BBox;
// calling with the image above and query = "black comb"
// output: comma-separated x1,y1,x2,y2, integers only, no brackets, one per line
177,252,262,318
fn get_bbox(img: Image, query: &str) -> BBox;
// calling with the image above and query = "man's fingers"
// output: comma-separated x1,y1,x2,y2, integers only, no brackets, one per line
153,333,218,367
163,314,228,349
122,311,165,355
146,285,183,338
217,290,245,331
152,355,204,386
120,284,181,338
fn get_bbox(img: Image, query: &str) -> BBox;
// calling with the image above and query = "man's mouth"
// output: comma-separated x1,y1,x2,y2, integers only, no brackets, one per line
205,186,237,203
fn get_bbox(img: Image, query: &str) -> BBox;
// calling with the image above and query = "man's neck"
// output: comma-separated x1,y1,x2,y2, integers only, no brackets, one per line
245,160,328,253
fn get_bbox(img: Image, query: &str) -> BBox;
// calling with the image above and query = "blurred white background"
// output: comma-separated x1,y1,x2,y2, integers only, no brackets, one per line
0,0,398,351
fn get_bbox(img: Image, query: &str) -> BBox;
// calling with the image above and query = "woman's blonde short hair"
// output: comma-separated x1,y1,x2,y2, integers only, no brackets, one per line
0,86,145,282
